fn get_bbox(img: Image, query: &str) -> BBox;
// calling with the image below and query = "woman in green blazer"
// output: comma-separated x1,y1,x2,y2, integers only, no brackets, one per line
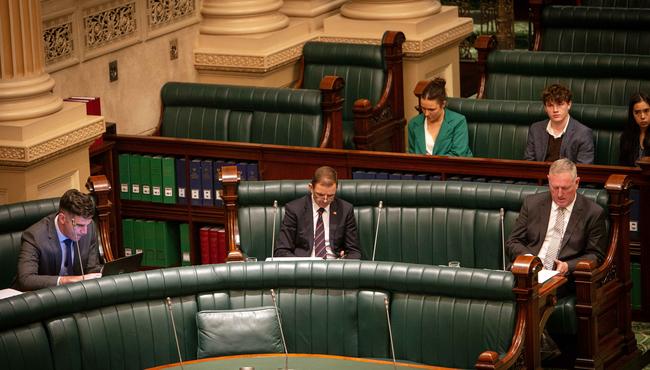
407,78,472,157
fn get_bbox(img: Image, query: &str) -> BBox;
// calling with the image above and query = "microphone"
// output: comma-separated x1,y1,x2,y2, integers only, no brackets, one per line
270,200,278,259
71,218,86,279
500,208,506,270
270,289,289,370
166,297,185,370
384,297,397,370
371,201,384,261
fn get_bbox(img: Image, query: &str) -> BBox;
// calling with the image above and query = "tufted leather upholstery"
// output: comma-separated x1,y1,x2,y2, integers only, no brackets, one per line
446,98,627,165
159,82,325,147
0,198,59,289
483,50,650,106
236,180,608,267
540,6,650,55
0,260,521,370
301,42,385,149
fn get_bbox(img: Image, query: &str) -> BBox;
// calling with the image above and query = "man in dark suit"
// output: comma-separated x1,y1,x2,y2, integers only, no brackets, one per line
524,84,594,164
506,158,607,277
275,166,361,259
15,189,102,291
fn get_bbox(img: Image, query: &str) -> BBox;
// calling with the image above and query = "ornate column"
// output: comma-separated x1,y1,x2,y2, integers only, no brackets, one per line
0,0,62,121
0,0,104,204
321,0,473,123
281,0,346,31
195,0,312,86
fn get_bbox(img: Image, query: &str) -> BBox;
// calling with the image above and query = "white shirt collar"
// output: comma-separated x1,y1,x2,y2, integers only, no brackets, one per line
546,115,571,139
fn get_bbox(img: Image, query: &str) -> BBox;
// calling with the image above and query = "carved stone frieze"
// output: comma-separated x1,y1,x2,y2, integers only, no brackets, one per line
43,18,74,66
83,2,137,49
0,119,105,165
403,21,474,56
195,42,306,72
148,0,196,29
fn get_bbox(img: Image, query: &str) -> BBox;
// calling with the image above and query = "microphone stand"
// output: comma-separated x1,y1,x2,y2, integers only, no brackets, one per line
270,289,290,370
270,200,278,259
384,297,397,370
371,201,384,261
166,297,185,370
72,218,85,280
500,208,506,271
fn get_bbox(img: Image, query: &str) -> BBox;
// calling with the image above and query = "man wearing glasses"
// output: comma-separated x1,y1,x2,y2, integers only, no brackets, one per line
275,166,361,259
15,189,102,291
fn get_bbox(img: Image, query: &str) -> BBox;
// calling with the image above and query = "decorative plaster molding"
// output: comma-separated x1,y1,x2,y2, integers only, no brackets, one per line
147,0,196,30
43,14,75,66
195,42,308,72
403,21,474,56
0,119,105,165
83,1,138,50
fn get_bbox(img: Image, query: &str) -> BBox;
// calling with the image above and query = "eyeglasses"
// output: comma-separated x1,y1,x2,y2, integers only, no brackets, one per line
633,108,650,116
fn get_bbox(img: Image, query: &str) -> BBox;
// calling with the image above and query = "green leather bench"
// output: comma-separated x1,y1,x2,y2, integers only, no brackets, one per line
221,173,634,369
530,4,650,54
295,31,406,152
0,258,543,370
444,98,627,165
0,198,59,289
156,77,345,148
579,0,650,6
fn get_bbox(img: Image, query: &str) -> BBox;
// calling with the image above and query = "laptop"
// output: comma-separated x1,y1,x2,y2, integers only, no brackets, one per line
101,253,143,276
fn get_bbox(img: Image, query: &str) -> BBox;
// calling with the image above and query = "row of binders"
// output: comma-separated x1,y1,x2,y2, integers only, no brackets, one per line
122,219,190,267
118,153,259,206
199,227,228,264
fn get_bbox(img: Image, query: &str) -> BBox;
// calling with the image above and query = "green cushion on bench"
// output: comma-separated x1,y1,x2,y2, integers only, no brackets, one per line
541,6,650,55
160,82,324,147
582,0,650,6
301,41,386,149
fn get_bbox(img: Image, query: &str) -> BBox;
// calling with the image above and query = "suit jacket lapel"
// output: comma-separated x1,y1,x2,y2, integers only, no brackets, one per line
415,116,427,154
329,199,339,247
47,215,63,274
560,195,583,253
560,117,575,158
537,195,553,244
305,195,315,249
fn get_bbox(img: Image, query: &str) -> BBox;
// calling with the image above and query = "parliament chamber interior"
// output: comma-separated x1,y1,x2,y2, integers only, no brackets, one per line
1,0,650,369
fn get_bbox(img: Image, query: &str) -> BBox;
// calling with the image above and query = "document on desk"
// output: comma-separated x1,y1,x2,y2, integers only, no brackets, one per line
538,269,559,284
0,288,23,300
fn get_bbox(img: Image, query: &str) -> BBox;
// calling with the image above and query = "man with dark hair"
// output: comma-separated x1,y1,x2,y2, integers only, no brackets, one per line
15,189,102,291
525,84,594,164
275,166,361,259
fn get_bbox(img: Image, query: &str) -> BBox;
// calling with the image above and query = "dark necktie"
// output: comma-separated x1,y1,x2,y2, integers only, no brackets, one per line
314,208,327,258
63,239,73,275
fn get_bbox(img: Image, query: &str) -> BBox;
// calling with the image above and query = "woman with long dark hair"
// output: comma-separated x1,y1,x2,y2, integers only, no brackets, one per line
619,92,650,166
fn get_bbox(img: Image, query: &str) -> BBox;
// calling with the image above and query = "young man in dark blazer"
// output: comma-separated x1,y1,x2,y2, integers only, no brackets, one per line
506,158,607,277
274,166,360,259
15,189,102,291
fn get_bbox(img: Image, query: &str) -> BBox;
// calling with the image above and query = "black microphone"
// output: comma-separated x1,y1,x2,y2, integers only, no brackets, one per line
270,200,278,259
384,296,397,370
71,218,86,279
270,289,290,370
500,208,506,270
165,297,185,370
371,201,384,261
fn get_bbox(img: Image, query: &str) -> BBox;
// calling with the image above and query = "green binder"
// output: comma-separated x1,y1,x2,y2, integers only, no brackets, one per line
150,156,163,203
140,155,152,203
157,222,180,267
118,154,130,200
133,219,146,257
129,154,142,201
162,156,177,204
179,223,191,266
121,218,134,256
142,220,157,267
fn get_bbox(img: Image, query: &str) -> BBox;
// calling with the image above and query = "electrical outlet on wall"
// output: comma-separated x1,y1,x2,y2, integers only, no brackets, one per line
109,60,118,82
630,221,638,232
169,39,178,60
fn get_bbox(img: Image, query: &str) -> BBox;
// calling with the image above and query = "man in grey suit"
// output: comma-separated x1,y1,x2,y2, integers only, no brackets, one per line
15,189,102,291
506,158,607,278
525,84,594,164
275,166,361,259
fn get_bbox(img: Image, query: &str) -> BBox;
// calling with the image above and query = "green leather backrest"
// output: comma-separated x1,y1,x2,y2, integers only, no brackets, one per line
541,6,650,55
446,98,626,165
197,289,390,358
0,323,54,370
237,180,609,267
0,261,517,369
0,198,59,289
45,296,198,370
301,41,386,149
484,50,650,106
160,82,324,147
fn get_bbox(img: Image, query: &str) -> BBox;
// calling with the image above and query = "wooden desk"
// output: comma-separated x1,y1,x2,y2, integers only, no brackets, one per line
148,353,455,370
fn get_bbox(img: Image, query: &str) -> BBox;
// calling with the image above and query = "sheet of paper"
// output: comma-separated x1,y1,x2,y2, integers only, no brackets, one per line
0,288,23,300
538,269,559,284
